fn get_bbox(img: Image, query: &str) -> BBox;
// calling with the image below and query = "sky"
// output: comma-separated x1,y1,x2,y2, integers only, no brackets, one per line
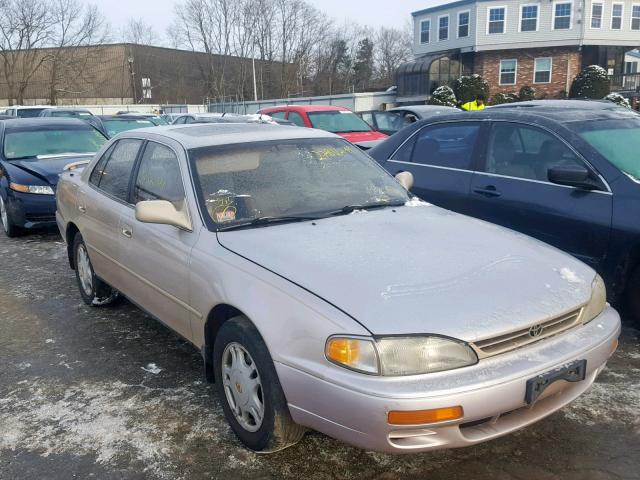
92,0,440,40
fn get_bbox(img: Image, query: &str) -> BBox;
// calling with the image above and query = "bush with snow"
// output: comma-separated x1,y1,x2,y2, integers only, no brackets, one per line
490,92,519,105
518,85,536,101
603,92,631,109
569,65,610,99
428,85,457,107
452,74,490,104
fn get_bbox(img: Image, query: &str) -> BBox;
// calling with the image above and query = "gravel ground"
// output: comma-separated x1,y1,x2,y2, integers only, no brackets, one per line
0,230,639,480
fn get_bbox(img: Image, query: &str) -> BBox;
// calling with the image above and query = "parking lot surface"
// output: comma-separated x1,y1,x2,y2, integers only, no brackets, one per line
0,231,639,480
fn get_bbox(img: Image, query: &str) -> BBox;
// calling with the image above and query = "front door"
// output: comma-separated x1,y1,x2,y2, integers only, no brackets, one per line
468,121,612,267
118,140,197,341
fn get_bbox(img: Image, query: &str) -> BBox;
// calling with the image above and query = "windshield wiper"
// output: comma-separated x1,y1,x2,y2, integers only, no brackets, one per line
330,201,406,216
217,214,322,232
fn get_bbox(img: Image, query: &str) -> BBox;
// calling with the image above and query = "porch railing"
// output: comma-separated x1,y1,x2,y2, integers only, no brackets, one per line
609,73,640,92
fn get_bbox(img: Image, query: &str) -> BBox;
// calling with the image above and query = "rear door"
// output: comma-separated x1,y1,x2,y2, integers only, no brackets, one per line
384,121,484,214
468,121,612,267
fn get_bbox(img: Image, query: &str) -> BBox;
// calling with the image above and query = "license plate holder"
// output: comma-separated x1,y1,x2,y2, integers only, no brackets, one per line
525,359,587,405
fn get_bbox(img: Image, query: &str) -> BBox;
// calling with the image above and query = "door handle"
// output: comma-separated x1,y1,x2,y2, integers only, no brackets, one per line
121,226,132,238
473,186,502,198
78,205,86,213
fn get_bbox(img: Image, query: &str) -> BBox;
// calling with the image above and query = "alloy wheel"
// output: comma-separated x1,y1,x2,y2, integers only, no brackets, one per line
76,244,93,296
0,197,8,233
222,342,264,432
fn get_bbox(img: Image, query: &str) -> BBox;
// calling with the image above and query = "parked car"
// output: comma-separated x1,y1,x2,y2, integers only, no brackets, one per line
256,105,388,144
56,122,619,454
3,106,51,118
172,113,277,125
388,105,460,124
0,118,107,236
357,110,410,136
369,100,640,324
94,115,156,138
115,112,169,126
39,108,94,118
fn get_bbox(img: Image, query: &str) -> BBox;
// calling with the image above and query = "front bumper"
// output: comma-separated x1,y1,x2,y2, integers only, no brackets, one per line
276,306,621,453
6,190,57,229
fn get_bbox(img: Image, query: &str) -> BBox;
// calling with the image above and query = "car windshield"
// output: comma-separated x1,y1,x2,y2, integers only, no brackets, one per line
189,138,408,229
575,118,640,181
148,116,169,125
17,108,46,118
3,125,107,160
51,111,93,118
102,119,154,137
307,111,374,133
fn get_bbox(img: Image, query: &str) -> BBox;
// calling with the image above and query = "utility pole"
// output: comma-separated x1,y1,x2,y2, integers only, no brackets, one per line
252,57,258,102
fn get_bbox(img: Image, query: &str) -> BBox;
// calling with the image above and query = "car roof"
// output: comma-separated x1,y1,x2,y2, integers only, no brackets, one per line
390,105,459,113
43,107,91,112
97,115,155,121
260,105,349,113
0,118,91,129
119,123,338,149
8,105,50,110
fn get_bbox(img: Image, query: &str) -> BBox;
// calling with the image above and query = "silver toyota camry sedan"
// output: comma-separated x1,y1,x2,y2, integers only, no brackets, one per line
56,123,621,454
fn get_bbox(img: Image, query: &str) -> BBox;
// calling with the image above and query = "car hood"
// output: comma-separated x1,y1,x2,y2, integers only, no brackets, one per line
338,131,388,143
217,205,595,341
10,154,94,186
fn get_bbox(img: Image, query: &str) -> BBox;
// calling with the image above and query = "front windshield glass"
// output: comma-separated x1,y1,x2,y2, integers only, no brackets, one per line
307,111,374,133
189,138,408,229
575,118,640,181
102,119,154,137
4,125,107,160
148,116,169,125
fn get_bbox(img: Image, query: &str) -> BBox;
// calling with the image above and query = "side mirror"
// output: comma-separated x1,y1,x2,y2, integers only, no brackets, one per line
548,165,598,190
135,200,192,231
395,171,414,191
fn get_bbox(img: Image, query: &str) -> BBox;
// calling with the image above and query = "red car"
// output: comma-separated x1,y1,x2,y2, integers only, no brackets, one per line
257,105,388,144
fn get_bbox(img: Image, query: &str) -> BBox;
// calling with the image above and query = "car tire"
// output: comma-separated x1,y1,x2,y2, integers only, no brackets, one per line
625,265,640,328
0,195,22,238
213,316,306,452
73,233,118,307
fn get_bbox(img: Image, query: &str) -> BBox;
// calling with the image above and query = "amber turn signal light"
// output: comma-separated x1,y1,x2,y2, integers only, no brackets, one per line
388,406,464,425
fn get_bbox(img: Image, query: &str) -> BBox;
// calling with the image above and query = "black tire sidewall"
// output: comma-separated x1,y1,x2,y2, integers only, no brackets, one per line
73,233,99,306
0,195,20,238
213,317,286,451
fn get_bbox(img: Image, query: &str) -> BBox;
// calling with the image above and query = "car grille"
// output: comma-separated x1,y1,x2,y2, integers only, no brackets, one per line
471,308,583,358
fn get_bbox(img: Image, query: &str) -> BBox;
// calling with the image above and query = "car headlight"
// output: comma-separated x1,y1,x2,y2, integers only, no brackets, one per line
326,335,478,376
376,336,478,376
582,274,607,324
9,182,54,195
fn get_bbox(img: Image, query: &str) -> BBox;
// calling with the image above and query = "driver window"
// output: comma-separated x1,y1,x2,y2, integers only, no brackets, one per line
133,142,186,208
485,123,584,182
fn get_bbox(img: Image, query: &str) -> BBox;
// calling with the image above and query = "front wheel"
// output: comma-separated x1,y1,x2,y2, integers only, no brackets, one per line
0,195,22,238
213,316,306,452
73,233,118,306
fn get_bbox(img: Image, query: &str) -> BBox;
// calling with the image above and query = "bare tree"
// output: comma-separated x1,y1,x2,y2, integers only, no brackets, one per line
122,17,159,46
0,0,52,105
46,0,108,105
375,26,411,87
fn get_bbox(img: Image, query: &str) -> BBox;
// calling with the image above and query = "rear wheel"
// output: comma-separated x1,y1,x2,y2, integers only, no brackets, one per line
213,316,306,452
625,266,640,328
0,195,22,238
73,233,118,306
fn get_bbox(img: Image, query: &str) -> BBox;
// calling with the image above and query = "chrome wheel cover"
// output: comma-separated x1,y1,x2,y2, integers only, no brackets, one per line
222,342,264,432
0,197,8,232
76,244,93,296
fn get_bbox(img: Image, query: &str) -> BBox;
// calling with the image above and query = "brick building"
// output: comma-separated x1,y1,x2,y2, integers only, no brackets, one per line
397,0,640,102
0,43,287,106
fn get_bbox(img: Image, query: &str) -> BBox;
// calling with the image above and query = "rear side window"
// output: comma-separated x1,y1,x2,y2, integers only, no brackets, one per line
133,142,185,207
394,122,480,170
268,111,286,120
287,111,306,127
90,139,142,202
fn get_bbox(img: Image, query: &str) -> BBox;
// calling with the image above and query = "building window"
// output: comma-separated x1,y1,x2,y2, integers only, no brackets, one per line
632,5,640,29
626,61,638,73
488,7,506,34
611,3,623,29
142,77,152,99
420,19,431,44
534,57,552,83
553,2,572,29
591,2,603,28
439,15,449,41
500,59,517,85
458,11,470,37
520,4,538,31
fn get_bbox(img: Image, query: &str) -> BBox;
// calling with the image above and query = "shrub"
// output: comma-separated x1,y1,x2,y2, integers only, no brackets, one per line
569,65,611,99
452,74,490,104
428,85,457,107
490,92,519,105
518,85,536,101
603,92,631,109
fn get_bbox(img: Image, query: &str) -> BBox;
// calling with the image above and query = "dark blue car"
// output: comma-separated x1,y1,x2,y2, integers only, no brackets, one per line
369,100,640,324
0,118,107,237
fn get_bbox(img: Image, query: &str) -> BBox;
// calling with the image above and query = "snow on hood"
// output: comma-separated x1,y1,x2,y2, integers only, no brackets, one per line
217,206,595,341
